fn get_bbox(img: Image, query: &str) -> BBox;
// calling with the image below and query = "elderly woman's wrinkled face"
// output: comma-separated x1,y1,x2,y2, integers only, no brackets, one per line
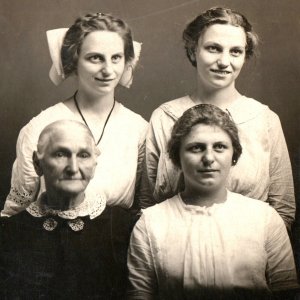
179,123,233,195
77,30,126,96
194,24,246,90
39,125,98,197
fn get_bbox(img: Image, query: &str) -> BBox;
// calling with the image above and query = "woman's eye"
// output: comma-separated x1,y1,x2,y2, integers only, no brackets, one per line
88,55,103,63
230,48,244,57
54,151,67,158
189,145,204,153
206,45,220,53
214,144,227,151
111,55,122,63
78,152,91,159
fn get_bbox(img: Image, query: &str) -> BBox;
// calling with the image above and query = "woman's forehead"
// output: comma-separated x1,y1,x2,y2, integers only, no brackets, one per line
199,24,246,47
81,31,124,54
185,124,232,142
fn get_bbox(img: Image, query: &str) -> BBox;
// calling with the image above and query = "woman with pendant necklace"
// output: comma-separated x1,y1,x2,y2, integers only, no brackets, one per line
140,7,295,231
2,13,148,233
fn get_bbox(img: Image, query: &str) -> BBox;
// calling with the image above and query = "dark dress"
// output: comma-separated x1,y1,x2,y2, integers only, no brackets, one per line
0,206,134,299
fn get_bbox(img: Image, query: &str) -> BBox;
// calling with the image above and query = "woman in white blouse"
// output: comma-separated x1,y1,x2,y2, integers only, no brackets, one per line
127,104,298,300
141,7,295,230
1,12,147,216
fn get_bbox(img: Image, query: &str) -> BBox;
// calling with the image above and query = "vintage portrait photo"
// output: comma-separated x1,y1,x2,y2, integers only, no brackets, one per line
0,0,299,298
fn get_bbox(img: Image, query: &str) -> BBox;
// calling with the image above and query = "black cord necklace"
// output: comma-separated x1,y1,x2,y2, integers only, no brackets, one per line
73,91,115,145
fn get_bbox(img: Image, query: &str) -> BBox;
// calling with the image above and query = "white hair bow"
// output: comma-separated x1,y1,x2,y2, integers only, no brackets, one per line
46,28,142,88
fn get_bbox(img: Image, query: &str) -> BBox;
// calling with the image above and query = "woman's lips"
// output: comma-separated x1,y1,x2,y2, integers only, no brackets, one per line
210,69,231,75
95,78,114,82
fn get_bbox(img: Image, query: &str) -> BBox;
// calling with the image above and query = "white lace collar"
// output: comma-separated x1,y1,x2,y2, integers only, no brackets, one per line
26,191,106,220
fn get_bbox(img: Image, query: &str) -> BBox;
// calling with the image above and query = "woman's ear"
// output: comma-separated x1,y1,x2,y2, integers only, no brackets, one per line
32,151,44,176
119,63,133,88
188,48,196,64
90,148,100,179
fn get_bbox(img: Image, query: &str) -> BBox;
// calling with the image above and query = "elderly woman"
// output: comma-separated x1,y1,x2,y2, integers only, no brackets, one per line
128,104,298,300
141,7,295,230
1,120,133,299
2,12,147,216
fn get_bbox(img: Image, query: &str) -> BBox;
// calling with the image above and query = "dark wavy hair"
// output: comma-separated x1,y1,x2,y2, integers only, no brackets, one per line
183,7,259,67
61,13,135,77
168,104,242,168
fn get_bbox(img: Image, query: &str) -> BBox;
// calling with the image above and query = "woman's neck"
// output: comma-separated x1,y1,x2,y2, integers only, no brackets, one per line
192,80,241,110
63,89,116,144
44,191,85,211
75,89,115,115
181,187,227,207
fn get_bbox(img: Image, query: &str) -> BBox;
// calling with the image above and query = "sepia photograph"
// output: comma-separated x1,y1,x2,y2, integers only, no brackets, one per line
0,0,299,298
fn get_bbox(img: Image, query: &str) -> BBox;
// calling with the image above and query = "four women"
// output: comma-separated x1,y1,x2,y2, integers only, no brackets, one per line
0,6,298,298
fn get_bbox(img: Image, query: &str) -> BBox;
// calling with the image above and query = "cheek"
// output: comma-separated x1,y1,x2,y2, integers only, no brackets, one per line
41,162,61,176
222,154,234,171
77,62,97,76
196,51,212,66
116,63,126,75
180,154,198,170
233,57,245,71
82,162,97,178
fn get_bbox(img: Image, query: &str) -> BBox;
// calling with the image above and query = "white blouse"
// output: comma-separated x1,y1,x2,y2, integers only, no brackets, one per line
2,101,148,216
127,191,298,299
141,95,295,229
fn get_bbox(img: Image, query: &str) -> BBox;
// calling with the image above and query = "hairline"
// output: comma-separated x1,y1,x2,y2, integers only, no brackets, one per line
36,121,96,158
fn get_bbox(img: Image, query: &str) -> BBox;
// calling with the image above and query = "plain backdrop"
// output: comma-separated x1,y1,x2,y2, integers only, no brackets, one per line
0,0,299,229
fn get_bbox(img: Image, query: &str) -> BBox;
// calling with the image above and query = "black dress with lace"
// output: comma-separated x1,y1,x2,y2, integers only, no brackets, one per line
0,206,134,299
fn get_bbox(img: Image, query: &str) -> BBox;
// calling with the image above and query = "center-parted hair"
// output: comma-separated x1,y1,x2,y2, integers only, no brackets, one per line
61,13,135,77
183,7,259,67
168,104,242,168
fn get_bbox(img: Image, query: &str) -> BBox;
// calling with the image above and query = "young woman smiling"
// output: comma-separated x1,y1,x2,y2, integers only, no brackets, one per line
141,7,295,230
2,13,147,225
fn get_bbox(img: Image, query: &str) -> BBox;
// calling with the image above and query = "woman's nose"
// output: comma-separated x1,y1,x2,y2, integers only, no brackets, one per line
66,156,79,174
202,150,214,166
102,62,113,76
217,52,230,68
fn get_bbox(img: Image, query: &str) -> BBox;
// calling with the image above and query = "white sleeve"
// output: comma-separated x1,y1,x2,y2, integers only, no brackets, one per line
127,214,158,299
1,124,40,216
267,111,295,229
265,207,298,291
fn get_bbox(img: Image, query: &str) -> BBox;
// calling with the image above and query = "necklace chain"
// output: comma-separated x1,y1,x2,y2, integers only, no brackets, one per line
73,91,115,145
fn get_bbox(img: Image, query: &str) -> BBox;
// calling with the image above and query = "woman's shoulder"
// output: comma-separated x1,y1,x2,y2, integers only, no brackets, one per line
141,195,180,219
230,96,279,124
228,191,277,215
21,102,74,134
138,196,180,236
151,95,194,122
17,102,75,147
116,102,148,128
1,211,39,232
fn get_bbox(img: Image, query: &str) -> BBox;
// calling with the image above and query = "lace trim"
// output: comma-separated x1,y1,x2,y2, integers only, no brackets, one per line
68,218,85,231
43,218,58,231
7,186,34,206
27,191,106,220
42,217,85,231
